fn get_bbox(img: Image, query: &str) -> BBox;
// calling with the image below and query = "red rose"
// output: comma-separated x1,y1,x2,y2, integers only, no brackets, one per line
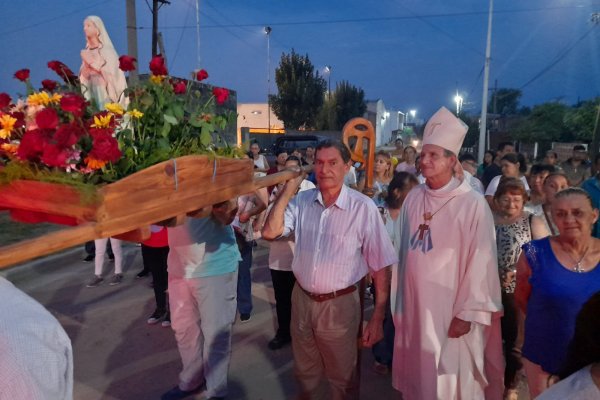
54,122,83,147
195,69,209,81
14,69,30,82
60,93,87,117
10,112,25,130
41,143,69,167
47,60,78,84
35,108,59,130
17,130,48,161
212,87,230,105
0,93,11,108
149,55,168,76
119,55,137,72
173,81,187,94
89,135,121,162
41,79,58,92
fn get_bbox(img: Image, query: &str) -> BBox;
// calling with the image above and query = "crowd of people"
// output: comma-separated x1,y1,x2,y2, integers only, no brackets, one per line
6,105,600,399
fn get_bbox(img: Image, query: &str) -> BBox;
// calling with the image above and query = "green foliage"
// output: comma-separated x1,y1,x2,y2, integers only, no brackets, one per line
270,50,326,129
513,102,573,143
317,81,366,130
564,97,600,141
458,111,481,149
489,88,522,115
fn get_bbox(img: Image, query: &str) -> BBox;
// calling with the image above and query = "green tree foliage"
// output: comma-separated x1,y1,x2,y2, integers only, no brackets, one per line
489,88,522,115
513,102,573,143
564,97,600,141
269,50,326,129
457,111,480,149
317,81,367,130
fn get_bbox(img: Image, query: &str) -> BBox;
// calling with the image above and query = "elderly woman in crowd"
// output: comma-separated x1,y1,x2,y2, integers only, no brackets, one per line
531,172,569,236
515,188,600,398
359,150,394,206
485,153,530,210
492,177,549,399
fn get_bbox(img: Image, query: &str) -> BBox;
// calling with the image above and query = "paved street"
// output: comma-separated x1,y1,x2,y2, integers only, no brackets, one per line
2,241,398,400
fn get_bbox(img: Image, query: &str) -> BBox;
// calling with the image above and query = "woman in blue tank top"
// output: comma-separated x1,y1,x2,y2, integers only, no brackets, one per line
515,188,600,399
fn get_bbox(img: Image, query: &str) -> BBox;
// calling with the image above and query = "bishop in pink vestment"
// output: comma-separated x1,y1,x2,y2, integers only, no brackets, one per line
391,107,504,400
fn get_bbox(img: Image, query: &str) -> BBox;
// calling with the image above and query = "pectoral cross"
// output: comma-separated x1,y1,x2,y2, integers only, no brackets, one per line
417,224,429,241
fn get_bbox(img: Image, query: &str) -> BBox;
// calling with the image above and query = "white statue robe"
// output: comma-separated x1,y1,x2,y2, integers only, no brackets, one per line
391,177,504,400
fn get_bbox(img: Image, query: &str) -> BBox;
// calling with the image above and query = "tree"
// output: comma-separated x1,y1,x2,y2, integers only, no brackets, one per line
457,111,480,149
489,88,522,115
269,50,326,129
317,81,367,130
513,102,573,144
564,97,600,141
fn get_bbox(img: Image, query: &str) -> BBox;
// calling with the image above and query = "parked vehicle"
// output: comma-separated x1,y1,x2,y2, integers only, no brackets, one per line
271,134,329,155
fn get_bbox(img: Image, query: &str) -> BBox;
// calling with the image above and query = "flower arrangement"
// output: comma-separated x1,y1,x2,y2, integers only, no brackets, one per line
0,55,239,187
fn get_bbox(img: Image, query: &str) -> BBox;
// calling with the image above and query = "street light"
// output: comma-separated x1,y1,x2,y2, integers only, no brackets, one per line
264,26,272,133
324,65,332,99
409,109,416,123
454,93,463,115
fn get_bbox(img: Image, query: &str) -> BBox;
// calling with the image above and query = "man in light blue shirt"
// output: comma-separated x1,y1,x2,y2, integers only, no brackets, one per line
162,199,241,400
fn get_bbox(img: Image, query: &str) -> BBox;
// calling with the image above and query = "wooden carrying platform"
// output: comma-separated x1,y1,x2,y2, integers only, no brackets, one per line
0,155,301,269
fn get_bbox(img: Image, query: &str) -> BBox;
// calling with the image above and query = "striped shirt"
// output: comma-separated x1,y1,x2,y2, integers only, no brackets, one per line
283,185,397,294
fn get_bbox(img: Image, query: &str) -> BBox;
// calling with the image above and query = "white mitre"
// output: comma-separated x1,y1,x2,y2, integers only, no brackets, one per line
422,107,468,155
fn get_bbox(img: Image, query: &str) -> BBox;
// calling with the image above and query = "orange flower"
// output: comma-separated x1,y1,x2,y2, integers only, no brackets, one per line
84,156,107,170
1,142,18,154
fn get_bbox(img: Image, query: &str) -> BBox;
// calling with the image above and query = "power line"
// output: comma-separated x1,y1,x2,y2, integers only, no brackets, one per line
0,0,118,36
137,5,600,31
519,24,598,90
394,2,484,56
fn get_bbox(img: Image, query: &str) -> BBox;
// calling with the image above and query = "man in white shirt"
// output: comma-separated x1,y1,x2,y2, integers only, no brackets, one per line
0,276,73,400
263,140,397,399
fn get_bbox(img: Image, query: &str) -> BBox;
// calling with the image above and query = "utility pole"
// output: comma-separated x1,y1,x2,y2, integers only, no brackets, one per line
478,0,493,164
152,0,170,57
126,0,138,83
265,26,272,133
591,12,600,169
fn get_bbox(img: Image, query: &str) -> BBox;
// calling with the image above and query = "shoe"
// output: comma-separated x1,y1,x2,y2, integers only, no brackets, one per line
147,308,167,325
373,361,390,375
240,313,251,323
109,273,123,286
83,254,94,262
268,335,291,350
161,312,171,328
86,275,103,287
136,270,150,278
160,385,199,400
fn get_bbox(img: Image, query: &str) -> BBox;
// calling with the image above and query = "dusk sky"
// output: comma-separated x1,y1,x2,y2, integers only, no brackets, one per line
1,0,600,119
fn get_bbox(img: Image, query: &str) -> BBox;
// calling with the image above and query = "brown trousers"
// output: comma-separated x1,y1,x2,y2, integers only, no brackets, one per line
291,283,360,400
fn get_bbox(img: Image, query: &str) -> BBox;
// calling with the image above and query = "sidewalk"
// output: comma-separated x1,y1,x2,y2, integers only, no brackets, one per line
4,241,398,399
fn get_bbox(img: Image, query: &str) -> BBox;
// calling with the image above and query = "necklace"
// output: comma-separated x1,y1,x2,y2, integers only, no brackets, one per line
559,242,590,273
416,194,457,241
